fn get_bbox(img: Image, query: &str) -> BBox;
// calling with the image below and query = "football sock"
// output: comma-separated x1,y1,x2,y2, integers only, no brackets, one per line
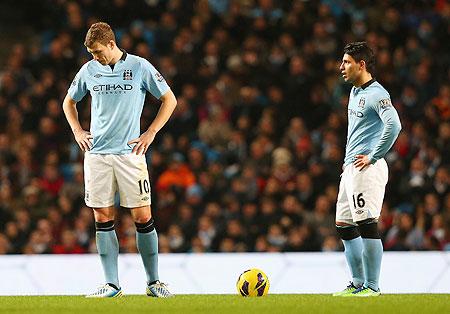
96,221,120,288
342,237,364,287
136,218,159,283
362,238,383,291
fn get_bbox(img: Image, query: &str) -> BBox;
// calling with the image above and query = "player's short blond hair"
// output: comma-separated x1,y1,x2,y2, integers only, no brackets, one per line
84,22,116,48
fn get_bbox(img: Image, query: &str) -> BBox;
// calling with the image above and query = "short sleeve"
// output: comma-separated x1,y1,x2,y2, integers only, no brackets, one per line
141,59,170,99
68,67,88,102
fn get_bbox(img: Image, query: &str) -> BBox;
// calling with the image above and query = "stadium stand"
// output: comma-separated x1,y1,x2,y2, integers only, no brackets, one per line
0,0,448,255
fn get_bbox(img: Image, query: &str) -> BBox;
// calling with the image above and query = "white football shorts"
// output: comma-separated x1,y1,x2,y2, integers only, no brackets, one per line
84,152,151,208
336,158,388,224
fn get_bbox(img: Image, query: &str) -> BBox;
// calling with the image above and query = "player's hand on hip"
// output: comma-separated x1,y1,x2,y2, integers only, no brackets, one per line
73,128,93,151
354,154,370,171
128,130,156,155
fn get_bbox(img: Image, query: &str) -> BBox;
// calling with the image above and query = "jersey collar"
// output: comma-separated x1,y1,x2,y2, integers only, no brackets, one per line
361,78,376,89
120,49,127,61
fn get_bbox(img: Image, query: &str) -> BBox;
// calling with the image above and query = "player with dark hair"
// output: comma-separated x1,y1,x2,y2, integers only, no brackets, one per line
333,42,401,297
62,22,177,298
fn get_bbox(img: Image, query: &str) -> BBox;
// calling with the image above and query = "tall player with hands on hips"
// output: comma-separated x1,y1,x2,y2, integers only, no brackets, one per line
333,42,401,297
62,22,177,298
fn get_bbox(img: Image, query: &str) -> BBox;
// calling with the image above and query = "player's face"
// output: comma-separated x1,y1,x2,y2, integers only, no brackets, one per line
87,41,114,65
339,54,363,84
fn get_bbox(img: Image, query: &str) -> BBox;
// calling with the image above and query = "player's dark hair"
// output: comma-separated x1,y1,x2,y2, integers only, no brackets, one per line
84,22,116,48
343,41,375,75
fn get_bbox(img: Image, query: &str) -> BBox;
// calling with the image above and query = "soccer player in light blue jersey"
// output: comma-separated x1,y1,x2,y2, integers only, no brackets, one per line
333,42,401,297
62,22,177,298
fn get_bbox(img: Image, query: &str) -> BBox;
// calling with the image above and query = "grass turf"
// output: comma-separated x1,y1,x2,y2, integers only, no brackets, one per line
0,294,448,314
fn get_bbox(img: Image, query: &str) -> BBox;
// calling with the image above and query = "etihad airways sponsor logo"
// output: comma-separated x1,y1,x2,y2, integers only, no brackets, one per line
348,108,364,118
93,84,133,91
92,84,133,95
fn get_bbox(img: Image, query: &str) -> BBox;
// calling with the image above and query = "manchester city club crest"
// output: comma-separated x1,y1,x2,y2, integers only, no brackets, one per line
123,69,133,80
358,97,365,109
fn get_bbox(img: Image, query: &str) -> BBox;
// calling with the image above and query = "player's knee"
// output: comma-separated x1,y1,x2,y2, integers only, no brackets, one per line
93,208,114,222
135,217,155,233
336,225,360,240
134,212,152,224
357,219,380,239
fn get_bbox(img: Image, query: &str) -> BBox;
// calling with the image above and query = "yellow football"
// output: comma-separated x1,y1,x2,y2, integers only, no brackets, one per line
236,268,270,297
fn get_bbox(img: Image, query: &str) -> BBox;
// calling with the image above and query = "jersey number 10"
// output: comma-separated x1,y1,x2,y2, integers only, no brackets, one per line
138,179,150,194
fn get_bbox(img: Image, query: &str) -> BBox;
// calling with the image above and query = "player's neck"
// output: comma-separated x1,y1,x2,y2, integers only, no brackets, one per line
109,47,123,65
354,73,373,88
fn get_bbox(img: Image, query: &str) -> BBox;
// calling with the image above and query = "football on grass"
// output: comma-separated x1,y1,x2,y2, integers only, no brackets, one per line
236,268,270,297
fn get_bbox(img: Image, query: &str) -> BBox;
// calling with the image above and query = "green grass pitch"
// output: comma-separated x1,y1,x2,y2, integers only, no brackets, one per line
0,294,448,314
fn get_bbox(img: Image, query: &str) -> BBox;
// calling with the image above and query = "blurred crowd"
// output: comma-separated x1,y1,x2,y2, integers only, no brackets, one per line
0,0,449,255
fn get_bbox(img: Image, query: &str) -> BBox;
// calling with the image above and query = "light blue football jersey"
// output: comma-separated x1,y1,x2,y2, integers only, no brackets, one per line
344,79,402,165
68,50,170,154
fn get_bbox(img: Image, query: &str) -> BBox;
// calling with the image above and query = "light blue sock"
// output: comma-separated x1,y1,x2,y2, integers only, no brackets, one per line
342,237,364,287
136,229,159,283
96,230,120,288
362,238,383,291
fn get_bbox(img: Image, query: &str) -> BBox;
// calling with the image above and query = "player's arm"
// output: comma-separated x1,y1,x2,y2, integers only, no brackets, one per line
367,97,402,163
148,89,177,134
128,89,177,155
64,66,91,151
128,59,177,155
62,93,93,151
